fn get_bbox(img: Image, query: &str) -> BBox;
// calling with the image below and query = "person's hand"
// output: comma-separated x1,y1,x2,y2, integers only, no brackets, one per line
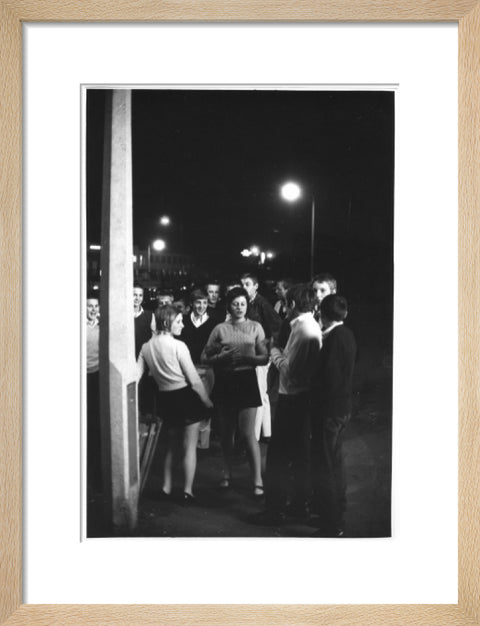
217,345,238,364
203,398,214,409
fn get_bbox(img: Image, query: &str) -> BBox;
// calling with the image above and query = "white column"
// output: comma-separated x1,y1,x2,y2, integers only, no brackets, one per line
99,89,139,532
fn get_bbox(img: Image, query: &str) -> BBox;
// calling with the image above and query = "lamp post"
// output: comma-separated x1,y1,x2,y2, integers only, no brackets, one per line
280,181,316,280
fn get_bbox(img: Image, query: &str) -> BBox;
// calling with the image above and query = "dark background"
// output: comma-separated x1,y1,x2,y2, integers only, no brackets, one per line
87,88,394,382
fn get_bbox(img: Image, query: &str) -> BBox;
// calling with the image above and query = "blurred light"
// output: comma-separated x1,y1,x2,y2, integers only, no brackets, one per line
152,239,166,252
260,252,266,265
250,246,260,256
160,216,171,226
89,244,101,250
266,252,274,259
241,249,252,257
281,181,302,202
133,255,137,262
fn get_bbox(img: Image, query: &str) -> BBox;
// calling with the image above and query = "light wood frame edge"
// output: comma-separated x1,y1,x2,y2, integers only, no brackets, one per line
1,1,478,624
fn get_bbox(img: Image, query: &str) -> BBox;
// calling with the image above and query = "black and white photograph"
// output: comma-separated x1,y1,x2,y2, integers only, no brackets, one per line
86,87,393,539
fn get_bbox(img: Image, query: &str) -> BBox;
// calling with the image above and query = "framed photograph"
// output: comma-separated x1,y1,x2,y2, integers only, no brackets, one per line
1,2,479,624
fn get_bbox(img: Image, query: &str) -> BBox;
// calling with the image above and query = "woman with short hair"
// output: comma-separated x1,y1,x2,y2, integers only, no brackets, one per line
201,287,268,496
137,305,213,502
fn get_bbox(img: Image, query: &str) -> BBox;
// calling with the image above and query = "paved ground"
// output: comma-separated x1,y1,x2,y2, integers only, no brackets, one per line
88,375,391,539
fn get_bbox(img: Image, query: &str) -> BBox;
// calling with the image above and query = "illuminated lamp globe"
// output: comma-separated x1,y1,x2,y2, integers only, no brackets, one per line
281,182,302,202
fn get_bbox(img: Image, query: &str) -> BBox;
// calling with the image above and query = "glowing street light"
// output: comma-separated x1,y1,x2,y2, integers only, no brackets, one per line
152,238,166,252
148,238,166,274
159,216,171,226
250,245,260,256
280,181,302,202
280,181,316,279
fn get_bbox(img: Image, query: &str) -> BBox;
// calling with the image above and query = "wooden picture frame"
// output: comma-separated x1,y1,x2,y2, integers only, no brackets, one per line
1,2,478,624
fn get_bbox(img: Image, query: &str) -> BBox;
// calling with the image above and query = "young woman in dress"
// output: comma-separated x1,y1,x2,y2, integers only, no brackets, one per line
137,305,213,502
201,287,268,496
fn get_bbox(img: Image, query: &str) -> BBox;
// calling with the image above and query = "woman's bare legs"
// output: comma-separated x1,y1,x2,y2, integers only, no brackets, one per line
238,407,263,490
219,407,237,483
182,422,201,496
162,426,176,494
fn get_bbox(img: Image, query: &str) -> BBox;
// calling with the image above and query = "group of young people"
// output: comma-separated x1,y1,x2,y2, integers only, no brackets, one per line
87,272,357,537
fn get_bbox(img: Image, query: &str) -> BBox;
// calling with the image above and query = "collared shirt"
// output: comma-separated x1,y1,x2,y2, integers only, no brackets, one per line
322,320,343,340
190,311,210,328
86,319,99,373
134,305,144,319
270,311,322,395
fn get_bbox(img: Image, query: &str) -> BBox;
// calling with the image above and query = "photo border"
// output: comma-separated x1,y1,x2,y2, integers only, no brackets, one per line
1,1,479,623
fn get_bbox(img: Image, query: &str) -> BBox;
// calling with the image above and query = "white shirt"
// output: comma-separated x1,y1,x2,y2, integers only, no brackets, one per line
270,312,322,395
190,311,210,328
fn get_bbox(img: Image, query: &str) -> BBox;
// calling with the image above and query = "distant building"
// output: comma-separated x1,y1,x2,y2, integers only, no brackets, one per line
86,243,195,289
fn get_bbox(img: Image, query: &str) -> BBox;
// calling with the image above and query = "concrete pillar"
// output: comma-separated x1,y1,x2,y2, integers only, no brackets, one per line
99,89,139,532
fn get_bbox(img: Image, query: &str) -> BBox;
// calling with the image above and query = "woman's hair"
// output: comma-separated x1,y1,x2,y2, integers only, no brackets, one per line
154,304,181,332
225,286,249,312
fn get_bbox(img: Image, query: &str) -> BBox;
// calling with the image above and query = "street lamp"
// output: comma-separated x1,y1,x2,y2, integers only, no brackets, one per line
280,181,316,280
159,215,171,226
147,238,166,275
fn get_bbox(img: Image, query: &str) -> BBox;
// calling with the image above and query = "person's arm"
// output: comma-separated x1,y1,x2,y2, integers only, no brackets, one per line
178,343,213,408
136,348,146,383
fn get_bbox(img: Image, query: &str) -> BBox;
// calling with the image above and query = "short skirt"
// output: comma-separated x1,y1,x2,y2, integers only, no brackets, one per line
157,386,208,427
212,367,261,409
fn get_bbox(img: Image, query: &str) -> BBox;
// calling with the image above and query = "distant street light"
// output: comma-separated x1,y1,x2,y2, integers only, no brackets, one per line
280,181,316,279
250,245,260,256
148,238,166,274
159,216,171,226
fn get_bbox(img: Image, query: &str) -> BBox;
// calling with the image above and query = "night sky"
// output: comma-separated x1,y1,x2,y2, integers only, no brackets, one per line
87,88,394,299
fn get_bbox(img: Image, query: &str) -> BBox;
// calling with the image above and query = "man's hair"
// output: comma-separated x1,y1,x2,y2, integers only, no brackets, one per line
205,281,220,289
311,273,337,292
286,283,316,313
156,289,174,300
240,272,259,285
133,282,144,292
87,289,99,302
190,288,208,303
154,304,181,332
320,294,348,322
225,286,249,311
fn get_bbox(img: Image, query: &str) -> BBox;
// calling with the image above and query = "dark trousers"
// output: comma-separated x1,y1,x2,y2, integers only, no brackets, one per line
87,371,101,492
311,411,351,528
265,393,311,514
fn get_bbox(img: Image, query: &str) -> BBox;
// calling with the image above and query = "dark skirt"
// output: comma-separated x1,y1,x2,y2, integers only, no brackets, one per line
212,367,261,409
157,386,208,427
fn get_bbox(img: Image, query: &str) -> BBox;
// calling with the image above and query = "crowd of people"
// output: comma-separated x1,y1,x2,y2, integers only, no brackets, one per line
86,272,357,537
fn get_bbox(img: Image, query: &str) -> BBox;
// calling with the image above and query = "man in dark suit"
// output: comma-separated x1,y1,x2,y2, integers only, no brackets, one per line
310,294,357,537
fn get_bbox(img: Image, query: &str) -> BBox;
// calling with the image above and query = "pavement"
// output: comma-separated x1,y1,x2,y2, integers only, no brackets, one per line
88,375,392,539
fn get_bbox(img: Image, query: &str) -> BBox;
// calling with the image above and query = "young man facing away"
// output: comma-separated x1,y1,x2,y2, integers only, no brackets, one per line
240,273,282,442
310,294,357,537
251,284,322,526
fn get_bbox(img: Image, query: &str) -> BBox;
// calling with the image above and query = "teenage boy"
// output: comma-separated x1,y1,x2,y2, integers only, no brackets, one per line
180,289,218,365
86,291,101,492
311,273,337,324
133,283,154,358
310,294,357,537
251,284,322,526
